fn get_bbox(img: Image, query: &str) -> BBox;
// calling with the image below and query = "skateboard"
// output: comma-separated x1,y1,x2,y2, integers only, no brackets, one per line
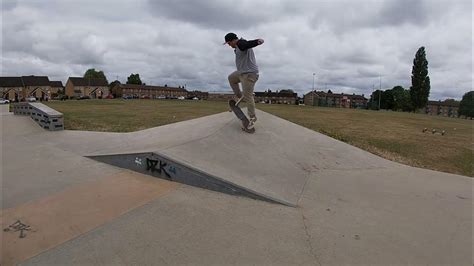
229,99,255,133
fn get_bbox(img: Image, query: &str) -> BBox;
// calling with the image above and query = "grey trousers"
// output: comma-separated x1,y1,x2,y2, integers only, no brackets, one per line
228,71,259,118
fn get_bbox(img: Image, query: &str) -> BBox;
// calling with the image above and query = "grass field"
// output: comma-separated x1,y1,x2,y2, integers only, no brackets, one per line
45,99,473,177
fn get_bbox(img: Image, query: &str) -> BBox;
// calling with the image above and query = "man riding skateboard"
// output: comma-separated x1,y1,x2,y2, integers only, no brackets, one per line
224,32,264,130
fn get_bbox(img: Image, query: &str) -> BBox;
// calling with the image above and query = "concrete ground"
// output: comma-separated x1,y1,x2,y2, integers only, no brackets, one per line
1,104,472,265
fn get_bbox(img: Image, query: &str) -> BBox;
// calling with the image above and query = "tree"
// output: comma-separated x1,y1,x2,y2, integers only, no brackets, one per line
368,90,383,110
391,86,412,111
381,89,394,110
126,73,142,85
109,80,121,88
459,91,474,118
84,68,108,83
280,89,294,94
410,47,431,111
109,80,121,98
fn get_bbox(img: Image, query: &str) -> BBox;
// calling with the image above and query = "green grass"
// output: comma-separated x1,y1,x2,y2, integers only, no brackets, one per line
258,104,473,177
46,99,229,132
45,99,473,177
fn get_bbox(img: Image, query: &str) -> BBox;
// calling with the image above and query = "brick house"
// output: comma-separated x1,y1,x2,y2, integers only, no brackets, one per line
208,92,235,101
304,90,368,108
0,77,23,101
111,84,187,99
208,90,298,104
50,81,65,97
0,76,58,101
255,90,298,104
423,100,460,117
65,77,109,99
22,76,52,100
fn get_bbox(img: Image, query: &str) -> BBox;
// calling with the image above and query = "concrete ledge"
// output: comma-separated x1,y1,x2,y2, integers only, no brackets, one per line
13,102,64,131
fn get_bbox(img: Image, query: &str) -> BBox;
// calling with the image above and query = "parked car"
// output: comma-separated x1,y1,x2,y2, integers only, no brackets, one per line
157,95,166,99
26,97,37,102
77,95,90,100
177,96,185,100
192,97,199,100
0,98,9,104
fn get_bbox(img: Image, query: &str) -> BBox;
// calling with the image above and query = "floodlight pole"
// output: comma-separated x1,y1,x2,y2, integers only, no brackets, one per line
378,76,382,110
312,73,316,106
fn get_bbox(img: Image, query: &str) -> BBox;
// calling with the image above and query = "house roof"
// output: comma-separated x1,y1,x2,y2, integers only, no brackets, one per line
306,90,367,100
0,77,23,87
427,100,460,107
68,77,108,87
0,76,52,87
50,81,64,88
255,91,297,98
21,76,51,86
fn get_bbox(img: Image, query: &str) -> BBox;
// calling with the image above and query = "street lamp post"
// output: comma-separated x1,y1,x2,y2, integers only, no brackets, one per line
312,73,316,106
378,76,382,110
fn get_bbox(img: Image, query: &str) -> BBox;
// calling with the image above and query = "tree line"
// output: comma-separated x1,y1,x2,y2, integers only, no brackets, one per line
81,47,472,118
367,47,472,118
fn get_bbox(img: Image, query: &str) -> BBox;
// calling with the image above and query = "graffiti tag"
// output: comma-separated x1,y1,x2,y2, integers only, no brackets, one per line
4,220,32,238
146,158,171,179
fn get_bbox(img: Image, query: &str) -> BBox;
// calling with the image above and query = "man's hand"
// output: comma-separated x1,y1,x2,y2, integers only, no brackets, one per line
257,39,264,45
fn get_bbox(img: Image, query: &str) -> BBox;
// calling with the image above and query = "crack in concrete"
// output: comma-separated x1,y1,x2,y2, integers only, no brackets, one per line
301,210,322,266
297,173,322,266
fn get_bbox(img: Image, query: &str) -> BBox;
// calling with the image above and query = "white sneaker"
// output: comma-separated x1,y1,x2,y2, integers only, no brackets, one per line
247,116,257,129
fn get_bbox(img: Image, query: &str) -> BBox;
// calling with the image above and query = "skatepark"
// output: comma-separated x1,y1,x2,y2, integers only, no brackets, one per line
1,104,472,265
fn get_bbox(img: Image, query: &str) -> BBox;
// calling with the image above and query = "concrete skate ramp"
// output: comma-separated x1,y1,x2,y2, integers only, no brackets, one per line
90,110,396,207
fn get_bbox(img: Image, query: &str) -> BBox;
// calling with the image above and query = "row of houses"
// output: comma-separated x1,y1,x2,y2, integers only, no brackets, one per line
423,100,460,117
111,84,188,99
1,76,461,117
304,90,368,108
0,76,210,101
207,90,298,104
65,77,110,99
302,90,461,116
111,85,300,103
0,76,358,107
0,76,65,101
0,76,113,101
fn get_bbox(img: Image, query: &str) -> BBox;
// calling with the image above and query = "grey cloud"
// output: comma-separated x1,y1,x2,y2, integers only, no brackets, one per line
1,0,471,100
378,0,429,27
144,0,310,31
357,68,383,78
2,0,18,10
308,0,458,35
146,0,267,30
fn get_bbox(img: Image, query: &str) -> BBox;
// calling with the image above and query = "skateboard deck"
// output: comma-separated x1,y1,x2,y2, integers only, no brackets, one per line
229,99,255,133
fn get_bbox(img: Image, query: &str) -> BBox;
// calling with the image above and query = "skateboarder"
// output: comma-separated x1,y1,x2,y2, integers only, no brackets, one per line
224,32,264,129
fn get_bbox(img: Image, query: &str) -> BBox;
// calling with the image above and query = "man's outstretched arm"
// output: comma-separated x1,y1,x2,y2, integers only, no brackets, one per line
237,39,264,51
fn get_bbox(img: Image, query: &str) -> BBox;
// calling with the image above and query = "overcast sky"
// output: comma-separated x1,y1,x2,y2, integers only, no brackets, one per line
1,0,472,99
